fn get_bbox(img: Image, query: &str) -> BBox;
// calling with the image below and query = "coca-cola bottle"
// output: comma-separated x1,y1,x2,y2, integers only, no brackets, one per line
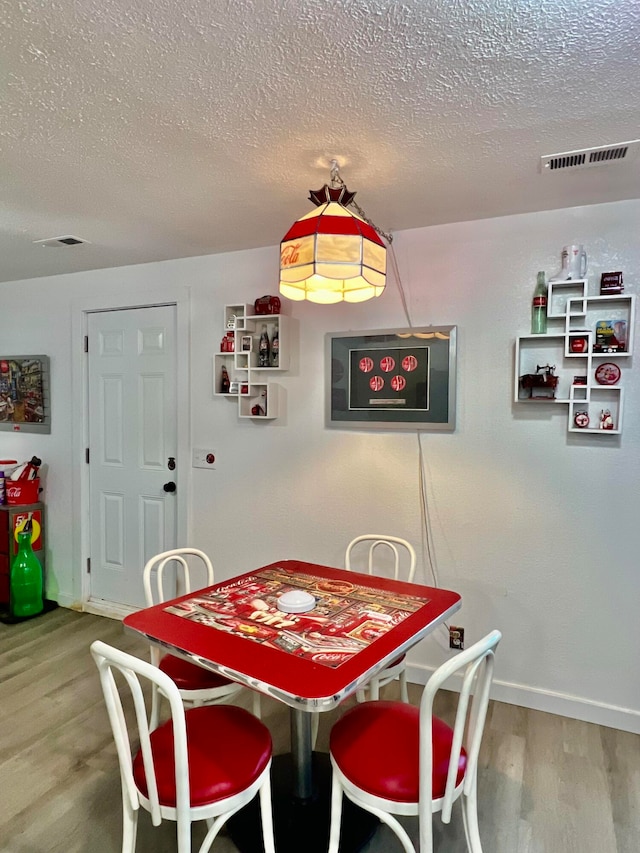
271,325,279,367
258,325,270,367
531,272,548,334
220,365,230,393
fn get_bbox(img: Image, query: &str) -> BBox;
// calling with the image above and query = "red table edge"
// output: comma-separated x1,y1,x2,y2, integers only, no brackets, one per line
124,559,462,710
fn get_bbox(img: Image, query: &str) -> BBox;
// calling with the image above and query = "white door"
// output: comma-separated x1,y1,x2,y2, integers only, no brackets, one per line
87,305,177,608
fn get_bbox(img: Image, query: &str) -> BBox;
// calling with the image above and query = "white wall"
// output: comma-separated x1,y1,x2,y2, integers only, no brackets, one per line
1,198,638,732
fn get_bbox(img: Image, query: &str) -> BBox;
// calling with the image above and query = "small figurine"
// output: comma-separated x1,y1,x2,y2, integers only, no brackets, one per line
599,409,614,430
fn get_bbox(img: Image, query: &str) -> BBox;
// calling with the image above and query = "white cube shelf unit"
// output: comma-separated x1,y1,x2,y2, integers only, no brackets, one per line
514,278,635,437
214,304,288,420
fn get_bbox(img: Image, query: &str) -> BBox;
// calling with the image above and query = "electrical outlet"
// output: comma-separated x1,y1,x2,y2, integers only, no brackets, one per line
449,626,464,650
192,448,216,469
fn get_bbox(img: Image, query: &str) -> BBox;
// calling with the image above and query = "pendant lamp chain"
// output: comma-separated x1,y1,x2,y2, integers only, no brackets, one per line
329,160,414,326
328,160,393,245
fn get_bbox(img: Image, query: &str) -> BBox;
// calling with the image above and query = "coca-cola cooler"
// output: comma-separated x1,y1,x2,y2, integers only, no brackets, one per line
0,501,45,608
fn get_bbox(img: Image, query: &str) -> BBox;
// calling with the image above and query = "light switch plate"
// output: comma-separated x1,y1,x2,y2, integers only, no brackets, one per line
192,448,216,469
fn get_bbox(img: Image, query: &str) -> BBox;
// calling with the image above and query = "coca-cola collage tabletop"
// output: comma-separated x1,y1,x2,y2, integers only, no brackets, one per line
165,565,430,669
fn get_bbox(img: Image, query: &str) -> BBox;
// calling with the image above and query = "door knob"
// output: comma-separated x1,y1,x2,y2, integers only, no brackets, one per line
163,481,176,493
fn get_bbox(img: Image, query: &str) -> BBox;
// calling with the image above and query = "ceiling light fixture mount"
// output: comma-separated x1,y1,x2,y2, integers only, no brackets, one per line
33,235,90,248
279,159,391,304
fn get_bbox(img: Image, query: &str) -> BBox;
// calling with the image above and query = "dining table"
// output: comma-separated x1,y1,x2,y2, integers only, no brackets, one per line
123,559,461,853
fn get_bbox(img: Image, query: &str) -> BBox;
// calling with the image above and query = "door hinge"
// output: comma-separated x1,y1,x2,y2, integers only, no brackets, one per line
85,447,90,464
84,335,88,353
87,557,91,574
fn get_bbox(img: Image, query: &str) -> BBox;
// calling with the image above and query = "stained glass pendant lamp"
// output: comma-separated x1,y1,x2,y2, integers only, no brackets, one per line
279,160,391,304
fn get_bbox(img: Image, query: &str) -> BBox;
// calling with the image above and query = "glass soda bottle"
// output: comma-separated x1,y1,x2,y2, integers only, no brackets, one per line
220,364,230,393
10,516,43,618
258,324,270,367
271,325,279,367
531,271,548,334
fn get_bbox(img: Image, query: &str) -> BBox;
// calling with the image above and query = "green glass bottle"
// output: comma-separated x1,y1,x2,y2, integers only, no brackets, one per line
10,517,43,618
531,271,548,334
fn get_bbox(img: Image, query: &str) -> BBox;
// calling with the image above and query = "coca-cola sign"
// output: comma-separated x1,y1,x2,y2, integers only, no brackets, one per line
280,243,301,266
311,652,352,666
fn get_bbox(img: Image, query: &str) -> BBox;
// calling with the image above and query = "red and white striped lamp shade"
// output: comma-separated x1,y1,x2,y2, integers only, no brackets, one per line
279,184,387,304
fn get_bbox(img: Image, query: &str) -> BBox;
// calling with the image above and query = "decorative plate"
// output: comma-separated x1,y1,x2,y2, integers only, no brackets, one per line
594,362,621,386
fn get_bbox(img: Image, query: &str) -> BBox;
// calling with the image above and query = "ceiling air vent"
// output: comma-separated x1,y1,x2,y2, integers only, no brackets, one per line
33,235,90,248
541,140,639,173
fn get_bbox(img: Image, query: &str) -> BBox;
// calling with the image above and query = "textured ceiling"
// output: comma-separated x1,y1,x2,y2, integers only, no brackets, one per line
1,0,639,284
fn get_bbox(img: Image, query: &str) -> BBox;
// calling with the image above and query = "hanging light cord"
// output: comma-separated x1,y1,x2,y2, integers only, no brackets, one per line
419,435,452,636
329,160,413,326
389,243,412,329
418,433,440,589
328,160,450,636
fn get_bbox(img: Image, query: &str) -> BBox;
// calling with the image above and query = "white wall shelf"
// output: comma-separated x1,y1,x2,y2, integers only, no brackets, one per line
515,281,634,437
214,305,288,420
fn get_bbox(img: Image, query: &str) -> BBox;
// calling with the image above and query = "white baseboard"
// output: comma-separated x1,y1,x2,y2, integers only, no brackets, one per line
54,592,78,609
47,602,640,735
52,596,134,621
407,663,640,735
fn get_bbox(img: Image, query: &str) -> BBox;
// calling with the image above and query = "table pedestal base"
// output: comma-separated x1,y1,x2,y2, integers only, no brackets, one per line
227,752,379,853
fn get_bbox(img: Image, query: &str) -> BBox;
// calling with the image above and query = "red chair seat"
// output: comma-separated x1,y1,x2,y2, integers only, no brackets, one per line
330,700,466,803
159,653,237,690
385,653,405,669
133,705,272,807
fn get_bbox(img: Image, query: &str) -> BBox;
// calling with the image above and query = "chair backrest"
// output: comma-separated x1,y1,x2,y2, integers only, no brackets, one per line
418,629,501,848
90,639,191,827
345,534,417,582
143,547,214,607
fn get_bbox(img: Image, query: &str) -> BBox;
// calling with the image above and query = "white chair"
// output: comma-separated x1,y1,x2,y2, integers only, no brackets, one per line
328,630,501,853
91,640,275,853
345,535,417,702
143,548,259,728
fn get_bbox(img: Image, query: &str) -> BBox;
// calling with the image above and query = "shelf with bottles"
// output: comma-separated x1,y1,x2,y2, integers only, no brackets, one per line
244,315,288,372
214,304,289,420
219,314,288,371
213,355,242,397
514,272,634,437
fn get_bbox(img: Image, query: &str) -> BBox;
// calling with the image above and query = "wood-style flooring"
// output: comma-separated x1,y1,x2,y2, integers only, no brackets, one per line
1,607,638,852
